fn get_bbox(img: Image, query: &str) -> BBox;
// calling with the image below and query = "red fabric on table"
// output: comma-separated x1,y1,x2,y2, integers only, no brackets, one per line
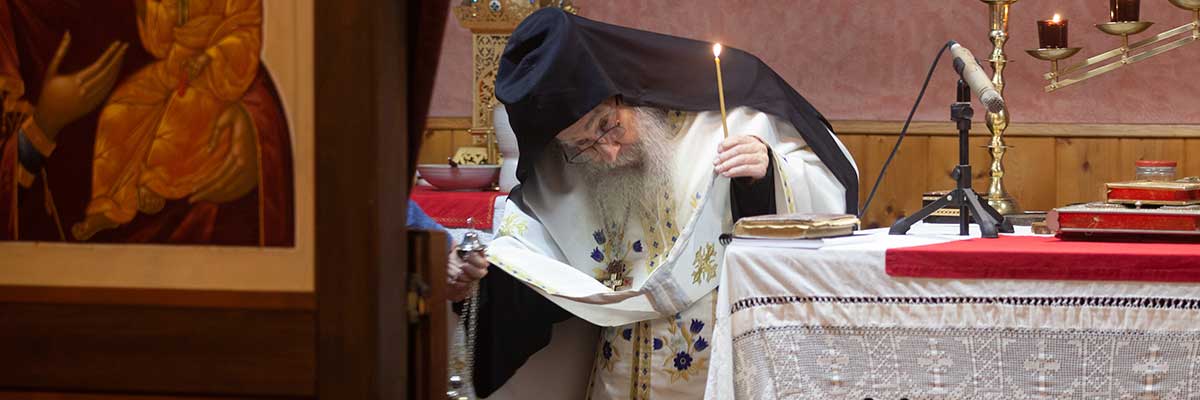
410,186,506,229
886,235,1200,283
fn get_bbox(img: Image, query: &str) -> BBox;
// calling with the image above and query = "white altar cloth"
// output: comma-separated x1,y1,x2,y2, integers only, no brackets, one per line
706,223,1200,400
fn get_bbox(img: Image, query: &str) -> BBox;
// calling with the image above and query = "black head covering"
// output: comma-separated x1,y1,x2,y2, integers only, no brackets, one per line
496,8,859,214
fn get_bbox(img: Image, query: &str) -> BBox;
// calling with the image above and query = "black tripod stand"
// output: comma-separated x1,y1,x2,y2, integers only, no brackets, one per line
889,79,1013,238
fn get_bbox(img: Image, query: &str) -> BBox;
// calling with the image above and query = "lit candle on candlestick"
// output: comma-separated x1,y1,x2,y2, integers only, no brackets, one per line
1037,14,1069,49
712,43,729,139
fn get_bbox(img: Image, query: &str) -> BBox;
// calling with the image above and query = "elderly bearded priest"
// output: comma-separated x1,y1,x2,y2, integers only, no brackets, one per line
447,8,858,400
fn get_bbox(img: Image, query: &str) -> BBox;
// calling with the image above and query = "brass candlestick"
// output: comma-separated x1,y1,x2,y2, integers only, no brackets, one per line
981,0,1022,215
1029,0,1200,92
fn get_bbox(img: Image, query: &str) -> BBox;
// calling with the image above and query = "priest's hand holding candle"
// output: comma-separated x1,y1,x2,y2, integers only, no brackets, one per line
711,43,769,180
1037,14,1069,49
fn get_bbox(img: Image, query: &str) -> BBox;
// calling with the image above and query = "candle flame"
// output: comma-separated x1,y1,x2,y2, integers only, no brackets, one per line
713,43,722,58
1052,14,1061,23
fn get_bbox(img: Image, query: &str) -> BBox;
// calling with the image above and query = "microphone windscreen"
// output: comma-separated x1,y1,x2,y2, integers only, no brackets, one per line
980,91,1005,114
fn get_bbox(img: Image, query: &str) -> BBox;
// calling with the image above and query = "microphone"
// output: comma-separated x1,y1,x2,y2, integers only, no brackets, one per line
948,41,1005,114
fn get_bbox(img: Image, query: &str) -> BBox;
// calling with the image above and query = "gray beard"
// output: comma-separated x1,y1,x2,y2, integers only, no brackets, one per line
575,107,675,223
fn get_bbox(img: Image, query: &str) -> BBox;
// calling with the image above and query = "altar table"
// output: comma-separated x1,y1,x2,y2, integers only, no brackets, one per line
706,223,1200,400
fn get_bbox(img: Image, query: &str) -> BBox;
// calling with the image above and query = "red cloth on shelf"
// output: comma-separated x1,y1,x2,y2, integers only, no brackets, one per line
411,186,506,229
886,235,1200,283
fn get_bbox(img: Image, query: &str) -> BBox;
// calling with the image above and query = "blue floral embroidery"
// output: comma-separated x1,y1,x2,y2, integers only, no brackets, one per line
658,315,711,382
622,328,632,341
690,319,704,334
694,336,709,351
590,248,604,262
593,230,606,245
632,240,643,252
673,351,693,371
598,329,621,372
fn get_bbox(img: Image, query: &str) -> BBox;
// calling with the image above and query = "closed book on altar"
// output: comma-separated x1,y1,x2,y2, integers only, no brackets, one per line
1048,202,1200,241
733,213,859,239
730,233,874,249
1106,180,1200,206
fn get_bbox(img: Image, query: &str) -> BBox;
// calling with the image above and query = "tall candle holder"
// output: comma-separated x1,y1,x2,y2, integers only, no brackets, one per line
981,0,1022,215
1028,0,1200,92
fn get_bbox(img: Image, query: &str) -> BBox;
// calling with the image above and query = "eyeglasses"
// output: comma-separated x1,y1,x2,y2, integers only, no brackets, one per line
563,119,624,164
562,98,626,164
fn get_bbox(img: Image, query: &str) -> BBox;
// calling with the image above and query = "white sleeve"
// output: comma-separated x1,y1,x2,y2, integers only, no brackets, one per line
490,198,568,262
725,107,852,214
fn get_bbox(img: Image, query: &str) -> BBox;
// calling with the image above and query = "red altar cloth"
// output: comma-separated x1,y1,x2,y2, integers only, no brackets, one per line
886,235,1200,283
410,186,506,229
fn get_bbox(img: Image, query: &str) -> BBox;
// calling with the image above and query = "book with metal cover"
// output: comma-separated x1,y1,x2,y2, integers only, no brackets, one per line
1106,179,1200,206
1047,202,1200,242
733,213,859,239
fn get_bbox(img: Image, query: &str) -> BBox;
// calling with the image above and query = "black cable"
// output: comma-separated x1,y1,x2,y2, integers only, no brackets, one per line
859,41,955,219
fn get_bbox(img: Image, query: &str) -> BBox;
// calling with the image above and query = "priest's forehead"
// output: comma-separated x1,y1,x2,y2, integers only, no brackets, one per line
555,97,619,143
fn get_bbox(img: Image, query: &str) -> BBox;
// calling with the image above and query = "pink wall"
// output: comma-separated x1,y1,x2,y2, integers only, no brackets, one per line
430,1,1200,124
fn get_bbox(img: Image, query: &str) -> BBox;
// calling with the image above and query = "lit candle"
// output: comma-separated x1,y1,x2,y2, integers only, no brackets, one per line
1037,14,1068,49
712,43,729,139
1110,0,1140,22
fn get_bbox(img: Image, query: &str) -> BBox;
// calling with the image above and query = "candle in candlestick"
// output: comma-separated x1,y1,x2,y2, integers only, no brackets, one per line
712,43,729,139
1037,14,1069,49
1110,0,1140,22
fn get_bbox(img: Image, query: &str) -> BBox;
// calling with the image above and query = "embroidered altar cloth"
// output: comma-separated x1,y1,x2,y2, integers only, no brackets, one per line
706,223,1200,400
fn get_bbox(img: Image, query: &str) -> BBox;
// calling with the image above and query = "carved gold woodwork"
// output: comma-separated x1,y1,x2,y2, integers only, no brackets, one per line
453,1,578,165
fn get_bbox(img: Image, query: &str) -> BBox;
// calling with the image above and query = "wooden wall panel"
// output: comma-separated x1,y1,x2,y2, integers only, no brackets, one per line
0,301,314,397
1187,139,1200,177
924,135,990,194
1055,138,1123,206
1001,137,1058,213
860,135,929,229
1117,138,1188,181
418,118,475,165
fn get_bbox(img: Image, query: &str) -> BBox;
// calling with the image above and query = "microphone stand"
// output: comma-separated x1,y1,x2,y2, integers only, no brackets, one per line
889,79,1013,238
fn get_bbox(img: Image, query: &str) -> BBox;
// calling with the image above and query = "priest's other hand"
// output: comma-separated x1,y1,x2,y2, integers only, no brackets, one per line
447,249,489,302
714,135,768,180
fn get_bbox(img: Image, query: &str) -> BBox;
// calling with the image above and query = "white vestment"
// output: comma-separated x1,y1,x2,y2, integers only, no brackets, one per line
487,106,853,399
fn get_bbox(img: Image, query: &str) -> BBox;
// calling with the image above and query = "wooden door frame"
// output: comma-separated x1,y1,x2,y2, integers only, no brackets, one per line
314,0,411,398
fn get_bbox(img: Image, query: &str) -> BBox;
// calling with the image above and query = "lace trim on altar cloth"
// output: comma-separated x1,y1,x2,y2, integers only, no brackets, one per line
732,325,1200,400
730,296,1200,314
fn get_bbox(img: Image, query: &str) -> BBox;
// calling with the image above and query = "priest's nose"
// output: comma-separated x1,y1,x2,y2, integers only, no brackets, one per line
597,143,621,163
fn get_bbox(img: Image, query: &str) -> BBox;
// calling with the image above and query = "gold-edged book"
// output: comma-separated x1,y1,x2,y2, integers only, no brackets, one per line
733,213,859,239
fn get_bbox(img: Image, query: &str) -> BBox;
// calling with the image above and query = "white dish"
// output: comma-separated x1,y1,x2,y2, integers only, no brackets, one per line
416,164,499,190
